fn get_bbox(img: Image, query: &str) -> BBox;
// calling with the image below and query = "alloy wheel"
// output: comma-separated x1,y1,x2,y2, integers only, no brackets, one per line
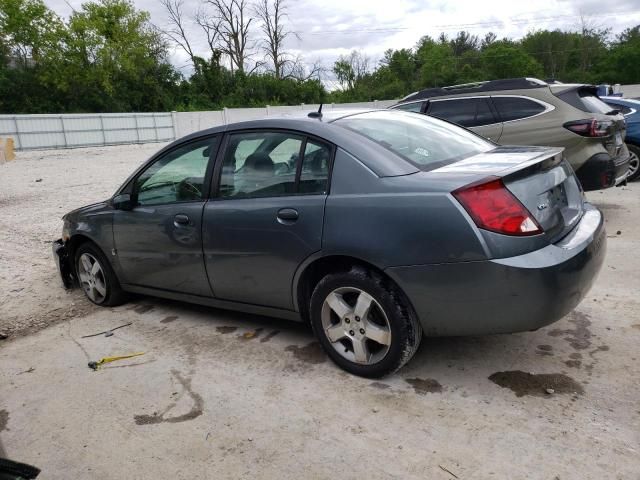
320,287,392,365
628,151,639,179
78,253,107,303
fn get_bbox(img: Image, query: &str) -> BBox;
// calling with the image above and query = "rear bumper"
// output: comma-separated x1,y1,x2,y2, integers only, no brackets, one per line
386,204,606,336
576,152,629,190
52,239,75,288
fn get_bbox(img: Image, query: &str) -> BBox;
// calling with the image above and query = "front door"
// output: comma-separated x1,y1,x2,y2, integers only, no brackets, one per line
203,131,332,310
112,136,219,297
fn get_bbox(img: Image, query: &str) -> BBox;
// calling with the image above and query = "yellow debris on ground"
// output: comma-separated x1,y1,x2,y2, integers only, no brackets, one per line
0,137,16,163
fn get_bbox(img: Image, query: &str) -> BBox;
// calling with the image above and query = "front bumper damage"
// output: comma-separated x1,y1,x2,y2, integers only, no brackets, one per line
52,239,75,289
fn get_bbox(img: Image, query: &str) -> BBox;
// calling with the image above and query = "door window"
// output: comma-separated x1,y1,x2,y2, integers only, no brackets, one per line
428,98,496,127
393,102,424,113
492,96,546,122
299,140,331,194
219,131,332,198
135,137,217,206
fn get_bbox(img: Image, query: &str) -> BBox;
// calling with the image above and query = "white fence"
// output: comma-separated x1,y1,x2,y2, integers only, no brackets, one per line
0,112,175,151
8,83,640,151
0,100,397,151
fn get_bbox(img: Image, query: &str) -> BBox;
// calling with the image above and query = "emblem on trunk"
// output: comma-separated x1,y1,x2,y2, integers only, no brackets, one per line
537,203,549,211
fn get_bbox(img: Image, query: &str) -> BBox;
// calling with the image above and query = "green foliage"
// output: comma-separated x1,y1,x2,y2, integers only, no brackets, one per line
481,40,543,79
329,26,640,102
1,0,639,113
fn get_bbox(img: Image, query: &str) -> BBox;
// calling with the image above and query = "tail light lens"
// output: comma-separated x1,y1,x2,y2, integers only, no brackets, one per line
453,177,542,236
563,119,612,137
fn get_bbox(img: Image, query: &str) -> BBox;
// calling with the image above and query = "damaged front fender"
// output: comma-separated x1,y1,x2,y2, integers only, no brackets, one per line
52,239,75,289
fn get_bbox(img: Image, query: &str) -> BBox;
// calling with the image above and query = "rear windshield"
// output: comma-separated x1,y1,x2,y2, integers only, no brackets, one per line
556,87,614,114
332,110,493,170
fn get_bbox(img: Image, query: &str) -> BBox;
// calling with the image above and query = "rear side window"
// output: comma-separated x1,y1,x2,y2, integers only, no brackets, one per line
393,102,424,113
605,102,633,115
492,97,546,122
556,87,613,114
427,98,496,127
334,110,493,170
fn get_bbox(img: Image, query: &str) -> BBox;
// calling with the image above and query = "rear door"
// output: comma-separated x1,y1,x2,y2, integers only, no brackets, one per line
202,130,333,310
427,97,503,142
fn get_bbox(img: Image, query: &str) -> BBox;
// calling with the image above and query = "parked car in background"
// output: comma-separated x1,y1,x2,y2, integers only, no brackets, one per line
53,110,606,378
391,78,631,191
601,96,640,181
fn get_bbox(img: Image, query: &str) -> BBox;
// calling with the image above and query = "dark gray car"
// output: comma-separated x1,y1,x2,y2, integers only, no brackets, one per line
53,110,606,377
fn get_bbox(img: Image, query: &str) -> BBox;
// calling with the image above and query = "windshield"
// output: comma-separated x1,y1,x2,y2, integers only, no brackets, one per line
332,110,493,170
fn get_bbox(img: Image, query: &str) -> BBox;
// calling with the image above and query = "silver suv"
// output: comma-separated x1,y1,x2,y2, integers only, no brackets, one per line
390,78,630,190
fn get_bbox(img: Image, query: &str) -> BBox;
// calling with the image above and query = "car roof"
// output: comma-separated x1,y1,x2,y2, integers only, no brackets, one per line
397,78,548,103
156,110,421,178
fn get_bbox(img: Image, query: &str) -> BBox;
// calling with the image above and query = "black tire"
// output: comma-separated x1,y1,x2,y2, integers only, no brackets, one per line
75,242,127,307
627,143,640,182
309,266,422,378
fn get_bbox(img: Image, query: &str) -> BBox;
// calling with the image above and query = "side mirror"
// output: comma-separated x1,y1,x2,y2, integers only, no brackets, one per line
113,193,134,210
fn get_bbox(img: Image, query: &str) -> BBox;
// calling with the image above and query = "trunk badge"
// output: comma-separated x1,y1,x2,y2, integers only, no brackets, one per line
537,203,549,211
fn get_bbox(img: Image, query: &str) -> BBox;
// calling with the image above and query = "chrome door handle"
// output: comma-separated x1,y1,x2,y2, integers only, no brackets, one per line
174,214,190,226
276,208,298,224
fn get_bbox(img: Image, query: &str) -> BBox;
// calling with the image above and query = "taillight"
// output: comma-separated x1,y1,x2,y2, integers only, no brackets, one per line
453,177,542,236
563,119,613,137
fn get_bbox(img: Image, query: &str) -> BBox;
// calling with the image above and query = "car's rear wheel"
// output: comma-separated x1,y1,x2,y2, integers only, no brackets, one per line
627,144,640,181
309,266,422,377
75,243,127,306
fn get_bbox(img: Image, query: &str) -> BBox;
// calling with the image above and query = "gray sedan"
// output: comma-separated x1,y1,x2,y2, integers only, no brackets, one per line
53,110,606,377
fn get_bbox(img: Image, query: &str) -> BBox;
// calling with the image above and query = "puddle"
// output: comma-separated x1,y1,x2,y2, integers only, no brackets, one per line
564,360,582,368
285,342,326,364
216,326,238,334
160,315,179,324
370,382,391,390
0,410,8,432
260,330,280,343
536,344,554,356
489,370,584,397
405,377,443,395
548,311,592,350
134,304,154,314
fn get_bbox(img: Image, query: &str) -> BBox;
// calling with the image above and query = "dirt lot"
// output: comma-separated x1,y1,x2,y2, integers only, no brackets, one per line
1,144,639,479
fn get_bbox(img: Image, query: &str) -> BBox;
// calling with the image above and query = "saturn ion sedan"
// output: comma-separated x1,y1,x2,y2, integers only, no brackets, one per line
53,110,606,377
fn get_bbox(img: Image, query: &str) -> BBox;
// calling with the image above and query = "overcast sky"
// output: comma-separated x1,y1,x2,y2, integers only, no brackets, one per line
44,0,640,86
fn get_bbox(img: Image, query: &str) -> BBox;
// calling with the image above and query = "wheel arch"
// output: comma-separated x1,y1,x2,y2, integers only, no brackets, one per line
293,254,416,324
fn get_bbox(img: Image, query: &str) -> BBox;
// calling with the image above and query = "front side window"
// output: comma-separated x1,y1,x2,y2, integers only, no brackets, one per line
219,131,332,198
428,98,496,127
135,137,218,206
492,96,546,122
334,110,493,170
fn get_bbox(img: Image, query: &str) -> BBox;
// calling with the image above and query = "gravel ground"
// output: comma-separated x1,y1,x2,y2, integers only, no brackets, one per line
0,144,639,479
0,143,167,338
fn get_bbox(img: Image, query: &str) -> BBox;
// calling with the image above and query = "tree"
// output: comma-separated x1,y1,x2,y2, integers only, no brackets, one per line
254,0,291,79
480,40,543,79
333,50,369,91
159,0,196,67
203,0,255,74
61,0,179,111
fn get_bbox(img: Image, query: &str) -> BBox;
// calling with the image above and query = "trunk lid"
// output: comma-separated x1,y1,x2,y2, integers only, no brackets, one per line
433,146,584,242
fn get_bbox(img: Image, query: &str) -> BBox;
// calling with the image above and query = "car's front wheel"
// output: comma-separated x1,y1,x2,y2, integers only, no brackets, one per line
627,143,640,181
310,266,422,377
75,243,127,306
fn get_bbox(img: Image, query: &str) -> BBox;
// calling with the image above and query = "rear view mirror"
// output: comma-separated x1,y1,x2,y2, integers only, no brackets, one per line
113,193,133,211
